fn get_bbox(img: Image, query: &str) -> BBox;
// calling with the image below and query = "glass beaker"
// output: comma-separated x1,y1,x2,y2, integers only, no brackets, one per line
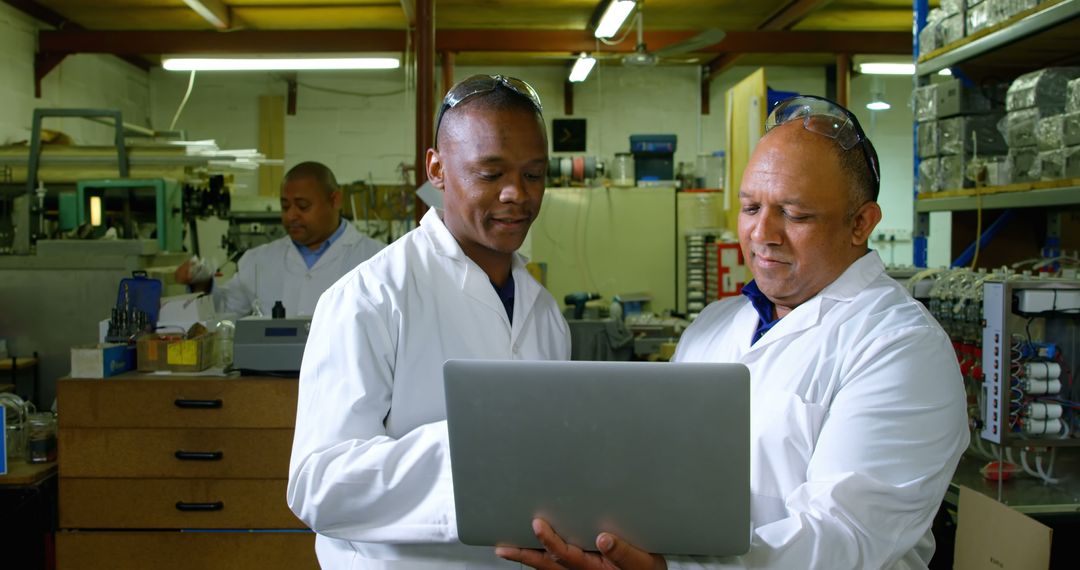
26,412,56,463
612,153,635,187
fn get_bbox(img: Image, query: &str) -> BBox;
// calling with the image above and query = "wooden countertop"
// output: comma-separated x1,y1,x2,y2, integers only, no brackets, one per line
1,459,57,486
63,371,298,382
0,357,38,370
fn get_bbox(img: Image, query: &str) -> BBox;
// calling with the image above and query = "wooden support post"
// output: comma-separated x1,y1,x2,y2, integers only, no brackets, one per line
440,51,455,96
836,53,850,108
414,0,434,223
564,79,574,116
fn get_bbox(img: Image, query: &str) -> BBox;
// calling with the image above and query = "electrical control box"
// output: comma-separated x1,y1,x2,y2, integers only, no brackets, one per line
980,277,1079,445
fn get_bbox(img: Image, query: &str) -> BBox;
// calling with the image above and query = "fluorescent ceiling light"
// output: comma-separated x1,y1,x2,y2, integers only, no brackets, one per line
595,0,636,39
858,62,915,75
866,100,892,111
162,57,401,71
183,0,230,29
569,54,597,82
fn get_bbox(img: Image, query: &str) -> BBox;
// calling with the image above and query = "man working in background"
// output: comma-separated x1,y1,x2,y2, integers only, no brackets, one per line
175,161,384,317
288,75,570,568
499,96,969,570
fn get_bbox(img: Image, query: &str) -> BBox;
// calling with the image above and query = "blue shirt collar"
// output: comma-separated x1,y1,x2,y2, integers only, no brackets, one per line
491,274,515,324
294,218,347,269
741,280,781,345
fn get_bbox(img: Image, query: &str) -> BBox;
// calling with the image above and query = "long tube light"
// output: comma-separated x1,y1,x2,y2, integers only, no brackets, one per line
858,62,915,75
569,54,597,82
594,0,636,39
89,196,102,226
162,57,401,71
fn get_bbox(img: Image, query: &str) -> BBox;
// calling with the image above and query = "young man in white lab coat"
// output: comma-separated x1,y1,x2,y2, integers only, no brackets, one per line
287,76,571,568
500,97,969,570
175,161,385,317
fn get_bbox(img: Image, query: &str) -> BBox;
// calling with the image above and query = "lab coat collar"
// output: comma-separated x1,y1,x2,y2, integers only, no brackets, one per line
744,250,883,351
420,208,536,339
287,221,364,272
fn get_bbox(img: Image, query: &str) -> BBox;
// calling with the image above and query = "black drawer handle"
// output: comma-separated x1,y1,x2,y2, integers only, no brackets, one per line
174,450,223,461
176,501,224,512
174,398,223,409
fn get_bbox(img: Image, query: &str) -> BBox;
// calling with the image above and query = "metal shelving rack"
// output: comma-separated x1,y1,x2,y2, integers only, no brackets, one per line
912,0,1080,266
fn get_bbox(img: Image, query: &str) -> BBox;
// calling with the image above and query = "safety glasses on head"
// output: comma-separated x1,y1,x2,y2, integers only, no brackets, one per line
765,95,880,195
434,75,544,147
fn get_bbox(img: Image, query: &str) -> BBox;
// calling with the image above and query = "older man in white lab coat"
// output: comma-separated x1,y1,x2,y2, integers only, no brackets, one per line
175,161,384,317
500,96,969,570
287,75,571,569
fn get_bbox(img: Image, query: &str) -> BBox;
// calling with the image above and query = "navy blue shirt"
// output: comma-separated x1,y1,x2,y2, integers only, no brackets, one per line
491,274,515,324
741,280,780,345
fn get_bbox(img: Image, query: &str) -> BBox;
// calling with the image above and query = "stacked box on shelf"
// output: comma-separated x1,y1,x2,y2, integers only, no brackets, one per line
1065,78,1080,178
1005,68,1080,182
918,78,1008,192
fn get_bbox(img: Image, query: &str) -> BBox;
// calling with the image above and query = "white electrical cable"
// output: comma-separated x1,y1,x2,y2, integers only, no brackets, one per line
169,69,197,131
1035,450,1059,484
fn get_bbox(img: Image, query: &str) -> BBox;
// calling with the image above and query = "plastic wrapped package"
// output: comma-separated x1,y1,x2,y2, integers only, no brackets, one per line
942,0,964,15
1032,150,1065,181
1065,146,1080,178
1064,112,1080,146
1004,108,1041,148
920,18,937,57
1067,78,1080,113
939,114,1007,156
919,158,941,194
1007,147,1039,182
1006,68,1080,112
915,84,938,122
940,155,968,190
983,156,1011,186
1035,115,1065,151
918,121,939,158
936,78,1004,117
940,14,965,46
966,2,992,35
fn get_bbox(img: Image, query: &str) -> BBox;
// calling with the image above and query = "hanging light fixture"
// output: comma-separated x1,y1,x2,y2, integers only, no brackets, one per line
594,0,636,39
569,53,597,82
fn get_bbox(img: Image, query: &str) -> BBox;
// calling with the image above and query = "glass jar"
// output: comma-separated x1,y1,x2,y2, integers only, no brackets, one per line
611,153,635,187
26,412,56,464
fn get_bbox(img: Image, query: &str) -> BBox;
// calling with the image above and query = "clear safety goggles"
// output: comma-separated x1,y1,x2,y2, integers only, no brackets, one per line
765,95,880,191
434,74,543,146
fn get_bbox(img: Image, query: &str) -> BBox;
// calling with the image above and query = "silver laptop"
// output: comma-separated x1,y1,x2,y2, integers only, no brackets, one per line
443,359,750,557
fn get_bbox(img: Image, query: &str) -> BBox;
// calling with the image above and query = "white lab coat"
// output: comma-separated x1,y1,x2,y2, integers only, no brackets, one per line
668,251,969,570
288,208,571,569
212,221,384,317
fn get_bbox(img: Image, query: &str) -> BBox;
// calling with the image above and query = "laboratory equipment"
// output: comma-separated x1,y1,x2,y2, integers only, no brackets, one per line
629,134,677,183
76,178,183,252
564,292,601,319
232,316,312,374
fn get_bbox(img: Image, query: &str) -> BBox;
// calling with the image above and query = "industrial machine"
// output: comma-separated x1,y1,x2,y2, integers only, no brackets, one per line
232,316,311,375
916,266,1080,485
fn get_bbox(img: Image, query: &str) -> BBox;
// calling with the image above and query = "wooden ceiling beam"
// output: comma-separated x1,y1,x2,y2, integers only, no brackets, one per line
40,30,408,55
759,0,836,31
37,29,911,57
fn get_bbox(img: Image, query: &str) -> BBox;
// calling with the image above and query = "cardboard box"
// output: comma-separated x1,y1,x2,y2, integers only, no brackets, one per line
136,332,217,373
70,344,136,379
954,486,1051,570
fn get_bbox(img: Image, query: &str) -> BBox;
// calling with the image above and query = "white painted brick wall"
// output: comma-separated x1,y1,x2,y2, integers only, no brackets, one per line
0,2,150,148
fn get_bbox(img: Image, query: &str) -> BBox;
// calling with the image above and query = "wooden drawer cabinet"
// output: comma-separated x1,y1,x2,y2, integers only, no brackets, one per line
56,531,316,570
56,375,316,569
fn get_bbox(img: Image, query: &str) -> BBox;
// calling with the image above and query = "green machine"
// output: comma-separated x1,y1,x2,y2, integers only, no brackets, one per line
74,178,183,252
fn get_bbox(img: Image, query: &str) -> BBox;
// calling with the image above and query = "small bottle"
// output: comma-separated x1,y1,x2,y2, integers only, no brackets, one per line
26,412,57,463
272,301,286,319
